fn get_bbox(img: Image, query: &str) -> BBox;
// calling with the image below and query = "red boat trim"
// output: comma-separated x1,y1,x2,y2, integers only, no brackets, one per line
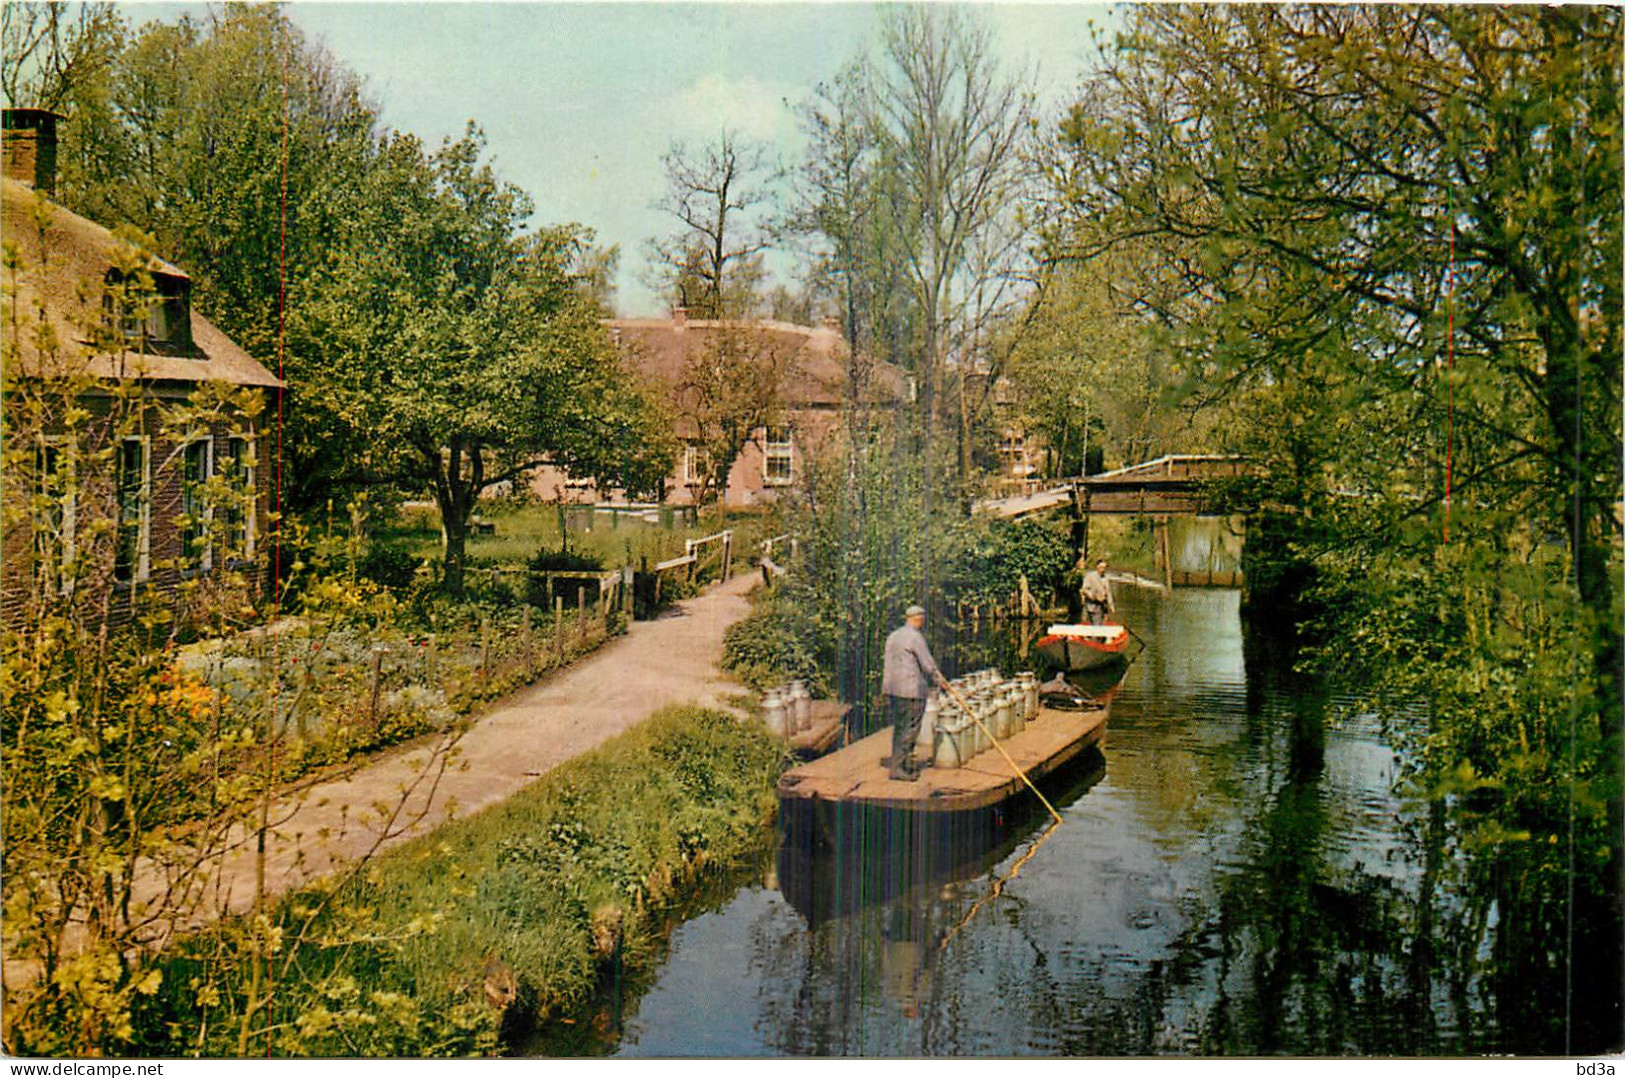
1036,632,1130,654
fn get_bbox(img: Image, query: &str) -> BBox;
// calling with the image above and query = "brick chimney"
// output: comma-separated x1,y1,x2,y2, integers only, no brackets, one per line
3,108,62,197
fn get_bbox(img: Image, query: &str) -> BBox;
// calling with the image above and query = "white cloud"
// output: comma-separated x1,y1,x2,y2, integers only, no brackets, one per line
669,73,795,144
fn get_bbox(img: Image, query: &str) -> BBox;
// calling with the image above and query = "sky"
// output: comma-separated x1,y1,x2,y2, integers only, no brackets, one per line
130,1,1115,316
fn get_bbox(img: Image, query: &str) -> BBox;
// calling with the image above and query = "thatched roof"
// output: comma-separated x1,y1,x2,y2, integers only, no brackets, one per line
608,316,904,413
2,177,281,389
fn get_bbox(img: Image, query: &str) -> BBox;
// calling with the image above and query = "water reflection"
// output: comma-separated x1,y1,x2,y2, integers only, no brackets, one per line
604,581,1579,1057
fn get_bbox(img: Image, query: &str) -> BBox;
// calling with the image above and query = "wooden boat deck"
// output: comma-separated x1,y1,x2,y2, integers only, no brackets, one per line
786,701,847,757
777,702,1108,813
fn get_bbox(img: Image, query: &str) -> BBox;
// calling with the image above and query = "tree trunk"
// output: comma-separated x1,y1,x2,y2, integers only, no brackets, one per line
430,439,483,597
442,511,468,596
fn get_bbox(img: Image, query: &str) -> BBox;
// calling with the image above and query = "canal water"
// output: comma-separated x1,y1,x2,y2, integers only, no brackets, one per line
556,580,1553,1056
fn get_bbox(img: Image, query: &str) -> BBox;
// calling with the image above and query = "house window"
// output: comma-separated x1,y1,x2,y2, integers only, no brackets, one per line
683,444,711,486
33,438,76,594
221,435,255,560
102,271,194,355
180,436,215,571
114,437,149,583
763,427,793,485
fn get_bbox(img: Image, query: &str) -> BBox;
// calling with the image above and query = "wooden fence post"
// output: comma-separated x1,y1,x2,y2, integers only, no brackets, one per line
368,644,385,727
721,531,732,581
522,605,533,663
1158,515,1172,589
480,614,491,676
577,585,587,642
554,596,565,662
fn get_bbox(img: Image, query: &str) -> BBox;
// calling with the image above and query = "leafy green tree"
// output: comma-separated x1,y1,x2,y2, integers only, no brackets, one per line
301,129,672,595
1050,5,1622,1041
0,1,125,112
1004,254,1203,477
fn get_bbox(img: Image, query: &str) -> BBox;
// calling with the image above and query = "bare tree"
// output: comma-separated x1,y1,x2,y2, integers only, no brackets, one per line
648,130,775,318
862,6,1034,435
1,1,124,110
790,64,899,415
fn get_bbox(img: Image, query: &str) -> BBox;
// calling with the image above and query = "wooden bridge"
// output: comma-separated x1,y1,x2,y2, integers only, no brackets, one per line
978,454,1259,520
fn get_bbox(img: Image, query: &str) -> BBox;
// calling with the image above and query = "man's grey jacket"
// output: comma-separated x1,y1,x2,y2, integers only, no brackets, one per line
881,623,942,699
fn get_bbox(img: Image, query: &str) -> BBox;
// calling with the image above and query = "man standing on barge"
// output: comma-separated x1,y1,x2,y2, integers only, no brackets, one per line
882,604,948,782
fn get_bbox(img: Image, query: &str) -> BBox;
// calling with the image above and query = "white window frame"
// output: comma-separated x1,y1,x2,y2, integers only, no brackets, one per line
181,434,215,572
762,427,793,486
116,436,151,584
683,444,711,486
225,433,256,560
34,436,77,594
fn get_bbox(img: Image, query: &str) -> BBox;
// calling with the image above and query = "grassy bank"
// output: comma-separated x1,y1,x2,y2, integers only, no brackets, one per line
373,500,775,578
137,706,786,1057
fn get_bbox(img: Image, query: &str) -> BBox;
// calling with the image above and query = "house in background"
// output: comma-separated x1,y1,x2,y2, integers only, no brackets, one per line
533,311,903,508
1,108,282,628
990,375,1045,492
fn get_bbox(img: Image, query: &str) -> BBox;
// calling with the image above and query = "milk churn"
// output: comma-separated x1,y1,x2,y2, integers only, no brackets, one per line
788,680,811,732
1008,682,1027,734
917,693,939,759
968,694,988,756
1019,672,1038,719
934,707,963,769
762,689,788,738
994,686,1014,739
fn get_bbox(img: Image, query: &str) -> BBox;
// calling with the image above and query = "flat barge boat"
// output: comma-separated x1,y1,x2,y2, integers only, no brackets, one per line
777,697,1110,848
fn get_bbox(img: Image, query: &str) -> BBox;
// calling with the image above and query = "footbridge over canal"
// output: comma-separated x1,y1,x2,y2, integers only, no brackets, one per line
979,454,1261,519
978,455,1262,589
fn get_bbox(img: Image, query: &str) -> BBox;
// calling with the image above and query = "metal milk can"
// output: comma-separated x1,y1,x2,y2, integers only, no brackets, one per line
788,680,811,732
934,708,963,769
917,693,939,758
762,689,788,738
989,687,1008,740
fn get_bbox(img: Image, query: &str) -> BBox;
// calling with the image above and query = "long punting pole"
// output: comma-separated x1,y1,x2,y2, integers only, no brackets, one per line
938,681,1064,826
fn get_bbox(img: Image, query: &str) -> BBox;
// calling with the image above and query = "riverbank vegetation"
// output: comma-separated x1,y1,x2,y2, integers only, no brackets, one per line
132,706,781,1057
1040,6,1621,1050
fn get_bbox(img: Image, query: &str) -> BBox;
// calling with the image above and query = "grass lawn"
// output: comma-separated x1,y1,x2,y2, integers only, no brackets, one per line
374,501,777,574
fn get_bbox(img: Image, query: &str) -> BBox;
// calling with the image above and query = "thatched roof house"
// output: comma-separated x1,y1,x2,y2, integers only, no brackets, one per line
2,108,279,626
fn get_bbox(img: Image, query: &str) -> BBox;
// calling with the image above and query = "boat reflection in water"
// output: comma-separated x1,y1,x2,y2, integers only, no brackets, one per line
776,743,1109,929
769,748,1109,1047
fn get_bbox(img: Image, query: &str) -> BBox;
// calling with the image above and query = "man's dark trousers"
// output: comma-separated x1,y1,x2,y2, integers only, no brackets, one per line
885,693,927,777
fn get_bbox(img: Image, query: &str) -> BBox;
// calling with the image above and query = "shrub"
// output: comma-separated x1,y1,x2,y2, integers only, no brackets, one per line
987,518,1074,601
722,599,831,696
357,544,422,593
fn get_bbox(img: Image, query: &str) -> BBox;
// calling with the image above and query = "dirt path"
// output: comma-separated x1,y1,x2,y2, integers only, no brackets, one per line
193,572,760,918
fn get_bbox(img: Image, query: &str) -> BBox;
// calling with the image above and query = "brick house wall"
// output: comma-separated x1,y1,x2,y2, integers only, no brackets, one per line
1,391,274,633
